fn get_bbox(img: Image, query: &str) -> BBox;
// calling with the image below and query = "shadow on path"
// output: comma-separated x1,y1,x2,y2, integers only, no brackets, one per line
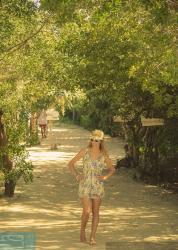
0,123,178,250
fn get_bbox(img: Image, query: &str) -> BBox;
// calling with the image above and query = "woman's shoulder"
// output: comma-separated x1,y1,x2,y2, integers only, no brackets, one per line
79,147,88,155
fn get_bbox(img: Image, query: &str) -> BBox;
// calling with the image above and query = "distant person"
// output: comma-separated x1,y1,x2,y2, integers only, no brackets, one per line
46,107,59,149
68,130,115,246
37,109,47,138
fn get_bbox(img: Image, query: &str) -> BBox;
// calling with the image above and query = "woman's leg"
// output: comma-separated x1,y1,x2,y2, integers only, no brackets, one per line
90,196,102,244
43,124,47,137
40,125,44,138
80,196,92,242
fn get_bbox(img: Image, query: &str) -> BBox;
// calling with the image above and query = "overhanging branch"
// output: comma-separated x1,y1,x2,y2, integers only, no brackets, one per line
0,19,48,61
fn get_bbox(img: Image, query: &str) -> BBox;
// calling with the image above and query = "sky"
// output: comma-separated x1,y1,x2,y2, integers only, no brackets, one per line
33,0,40,8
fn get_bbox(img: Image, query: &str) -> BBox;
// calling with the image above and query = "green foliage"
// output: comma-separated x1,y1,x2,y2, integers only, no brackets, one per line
1,151,34,184
80,114,92,129
55,0,178,180
0,0,61,194
1,0,177,188
26,131,40,146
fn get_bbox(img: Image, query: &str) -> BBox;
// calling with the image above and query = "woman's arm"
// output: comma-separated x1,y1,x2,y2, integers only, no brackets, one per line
103,152,116,180
67,148,86,179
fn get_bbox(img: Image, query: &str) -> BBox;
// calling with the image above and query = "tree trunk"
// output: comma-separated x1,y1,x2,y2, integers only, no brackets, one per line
72,108,75,121
0,110,15,197
4,181,16,197
141,127,160,177
30,113,37,135
123,121,142,168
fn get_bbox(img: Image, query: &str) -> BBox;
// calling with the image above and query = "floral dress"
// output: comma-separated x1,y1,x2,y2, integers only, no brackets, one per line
78,148,106,199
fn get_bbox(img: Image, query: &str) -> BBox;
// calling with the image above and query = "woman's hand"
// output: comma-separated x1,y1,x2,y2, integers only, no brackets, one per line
76,174,84,182
96,175,108,182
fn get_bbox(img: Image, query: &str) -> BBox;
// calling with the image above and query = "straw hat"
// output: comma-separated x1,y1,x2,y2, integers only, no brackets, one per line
90,129,104,141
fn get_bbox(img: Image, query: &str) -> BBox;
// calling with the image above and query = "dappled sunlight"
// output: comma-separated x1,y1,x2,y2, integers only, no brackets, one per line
144,235,178,241
54,136,89,140
0,123,178,250
1,219,80,228
144,185,158,188
55,145,78,149
28,151,74,163
49,128,69,132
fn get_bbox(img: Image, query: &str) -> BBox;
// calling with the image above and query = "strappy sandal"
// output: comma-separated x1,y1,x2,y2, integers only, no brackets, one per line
89,238,97,246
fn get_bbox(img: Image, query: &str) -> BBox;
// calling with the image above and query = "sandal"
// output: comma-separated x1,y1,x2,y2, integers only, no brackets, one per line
89,238,96,246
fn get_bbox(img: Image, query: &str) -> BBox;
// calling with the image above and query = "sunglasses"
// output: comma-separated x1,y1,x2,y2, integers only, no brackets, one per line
90,139,101,142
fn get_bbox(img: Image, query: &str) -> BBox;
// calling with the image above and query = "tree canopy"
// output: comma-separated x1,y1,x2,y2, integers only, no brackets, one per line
0,0,177,196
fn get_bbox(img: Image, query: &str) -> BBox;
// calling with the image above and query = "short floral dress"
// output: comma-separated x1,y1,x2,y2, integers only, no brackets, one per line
78,148,106,199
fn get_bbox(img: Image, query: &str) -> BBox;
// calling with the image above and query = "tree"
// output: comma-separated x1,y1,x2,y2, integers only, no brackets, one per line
54,0,178,180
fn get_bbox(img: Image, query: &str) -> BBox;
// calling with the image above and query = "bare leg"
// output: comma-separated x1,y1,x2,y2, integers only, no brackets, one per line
44,125,47,138
40,126,44,138
80,196,92,243
42,127,44,138
90,196,102,245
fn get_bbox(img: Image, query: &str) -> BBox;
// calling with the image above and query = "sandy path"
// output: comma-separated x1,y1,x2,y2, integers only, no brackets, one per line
0,123,178,250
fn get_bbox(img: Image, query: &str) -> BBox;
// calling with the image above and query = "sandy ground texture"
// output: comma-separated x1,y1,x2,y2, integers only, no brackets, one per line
0,122,178,250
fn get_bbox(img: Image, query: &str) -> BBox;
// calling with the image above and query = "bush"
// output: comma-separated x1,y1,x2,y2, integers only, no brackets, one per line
80,114,92,129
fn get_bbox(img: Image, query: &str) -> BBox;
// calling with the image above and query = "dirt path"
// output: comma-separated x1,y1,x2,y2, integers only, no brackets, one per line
0,123,178,250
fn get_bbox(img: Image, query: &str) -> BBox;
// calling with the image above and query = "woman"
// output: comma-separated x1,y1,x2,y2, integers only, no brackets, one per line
68,129,115,246
37,109,47,138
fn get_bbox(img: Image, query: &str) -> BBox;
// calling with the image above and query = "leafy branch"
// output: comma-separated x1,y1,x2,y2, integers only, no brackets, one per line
0,19,48,61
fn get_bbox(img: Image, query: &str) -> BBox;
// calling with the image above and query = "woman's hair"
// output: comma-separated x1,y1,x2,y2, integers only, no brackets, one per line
87,139,108,156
